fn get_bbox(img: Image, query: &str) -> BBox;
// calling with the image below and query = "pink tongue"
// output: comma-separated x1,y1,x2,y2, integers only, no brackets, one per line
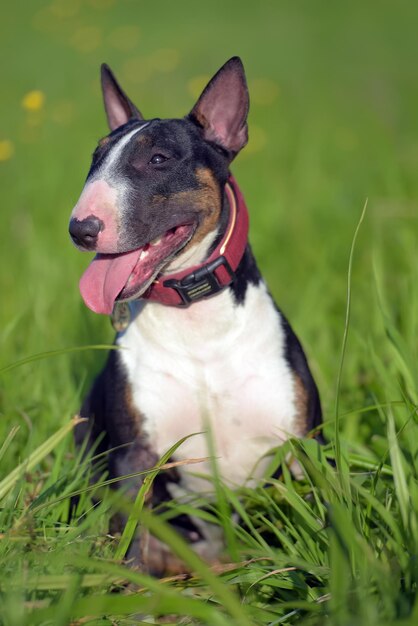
79,250,141,315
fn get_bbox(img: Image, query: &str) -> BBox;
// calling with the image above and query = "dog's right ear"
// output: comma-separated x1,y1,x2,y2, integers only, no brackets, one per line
188,57,249,157
101,64,143,131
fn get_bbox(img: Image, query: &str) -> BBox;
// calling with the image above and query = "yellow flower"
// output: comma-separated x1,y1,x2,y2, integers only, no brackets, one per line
0,140,14,161
22,90,45,111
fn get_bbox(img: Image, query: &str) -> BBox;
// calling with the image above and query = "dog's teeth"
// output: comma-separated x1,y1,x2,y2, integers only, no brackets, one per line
139,248,149,260
150,236,162,246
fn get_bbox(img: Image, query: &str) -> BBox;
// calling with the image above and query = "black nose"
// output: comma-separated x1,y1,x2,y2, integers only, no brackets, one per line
69,216,103,250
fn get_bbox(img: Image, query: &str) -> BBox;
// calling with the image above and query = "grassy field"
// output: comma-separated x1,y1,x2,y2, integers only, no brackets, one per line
0,0,418,623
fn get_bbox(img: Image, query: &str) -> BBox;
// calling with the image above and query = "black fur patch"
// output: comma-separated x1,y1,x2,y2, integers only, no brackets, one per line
279,311,322,433
229,245,262,305
77,350,157,484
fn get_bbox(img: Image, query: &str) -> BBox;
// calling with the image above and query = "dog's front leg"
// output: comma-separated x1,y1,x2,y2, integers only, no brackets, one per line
108,439,194,576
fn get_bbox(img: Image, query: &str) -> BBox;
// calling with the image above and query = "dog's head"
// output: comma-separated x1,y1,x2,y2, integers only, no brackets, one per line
69,57,249,314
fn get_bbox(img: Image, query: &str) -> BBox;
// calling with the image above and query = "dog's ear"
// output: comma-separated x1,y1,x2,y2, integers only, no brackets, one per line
101,64,143,131
188,57,249,156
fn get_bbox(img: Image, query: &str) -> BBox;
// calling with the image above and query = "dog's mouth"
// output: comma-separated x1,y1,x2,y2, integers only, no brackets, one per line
79,223,195,314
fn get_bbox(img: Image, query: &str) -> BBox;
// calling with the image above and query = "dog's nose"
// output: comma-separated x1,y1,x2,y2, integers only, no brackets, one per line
69,216,102,250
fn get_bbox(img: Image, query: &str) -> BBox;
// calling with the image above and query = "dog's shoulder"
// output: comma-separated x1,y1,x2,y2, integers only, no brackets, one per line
76,349,141,447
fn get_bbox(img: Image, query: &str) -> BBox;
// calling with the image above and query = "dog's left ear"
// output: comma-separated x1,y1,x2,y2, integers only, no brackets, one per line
101,64,144,131
188,57,249,157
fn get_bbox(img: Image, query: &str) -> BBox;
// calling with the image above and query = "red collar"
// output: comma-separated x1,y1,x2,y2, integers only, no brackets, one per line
143,175,249,306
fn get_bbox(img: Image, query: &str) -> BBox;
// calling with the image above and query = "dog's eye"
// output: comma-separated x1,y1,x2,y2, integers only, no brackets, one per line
149,154,168,165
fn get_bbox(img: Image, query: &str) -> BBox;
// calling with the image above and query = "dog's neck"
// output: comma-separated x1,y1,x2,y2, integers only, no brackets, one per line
117,242,263,340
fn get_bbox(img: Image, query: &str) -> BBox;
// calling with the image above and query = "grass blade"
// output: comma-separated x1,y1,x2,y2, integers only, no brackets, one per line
0,416,84,500
334,198,368,497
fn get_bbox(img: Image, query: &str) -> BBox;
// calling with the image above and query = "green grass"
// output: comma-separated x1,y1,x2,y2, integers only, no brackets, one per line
1,0,418,623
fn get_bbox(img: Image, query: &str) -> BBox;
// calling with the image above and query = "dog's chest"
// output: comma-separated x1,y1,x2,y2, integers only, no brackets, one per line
118,283,300,490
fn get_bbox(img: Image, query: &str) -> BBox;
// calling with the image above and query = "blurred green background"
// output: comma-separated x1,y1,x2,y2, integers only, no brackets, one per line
0,0,417,455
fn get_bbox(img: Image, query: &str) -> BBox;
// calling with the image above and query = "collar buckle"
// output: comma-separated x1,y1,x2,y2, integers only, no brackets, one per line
163,255,234,305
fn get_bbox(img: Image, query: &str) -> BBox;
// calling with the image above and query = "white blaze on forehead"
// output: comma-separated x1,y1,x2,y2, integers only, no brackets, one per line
93,122,150,180
71,122,150,253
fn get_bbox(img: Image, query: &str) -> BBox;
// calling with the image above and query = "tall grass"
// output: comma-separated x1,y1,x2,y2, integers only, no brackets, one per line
0,217,417,624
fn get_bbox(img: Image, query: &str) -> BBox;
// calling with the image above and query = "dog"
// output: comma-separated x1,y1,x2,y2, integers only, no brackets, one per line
69,57,321,575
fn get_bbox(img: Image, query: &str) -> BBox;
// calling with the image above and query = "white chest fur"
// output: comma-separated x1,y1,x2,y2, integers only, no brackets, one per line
118,283,300,492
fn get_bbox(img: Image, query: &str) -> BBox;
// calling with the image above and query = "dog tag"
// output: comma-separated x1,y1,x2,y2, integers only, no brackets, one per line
111,302,131,332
